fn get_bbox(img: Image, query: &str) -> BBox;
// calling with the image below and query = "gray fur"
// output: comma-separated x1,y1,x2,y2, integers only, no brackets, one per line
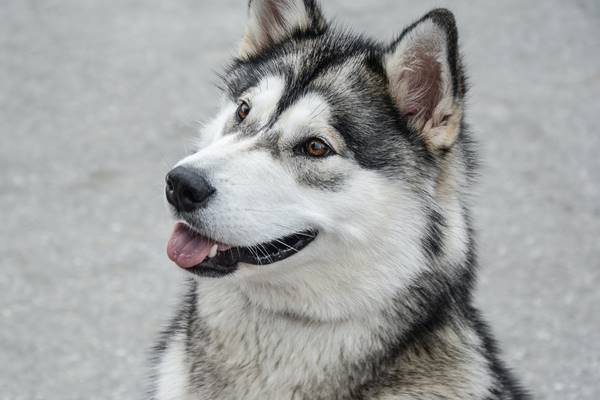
150,2,528,399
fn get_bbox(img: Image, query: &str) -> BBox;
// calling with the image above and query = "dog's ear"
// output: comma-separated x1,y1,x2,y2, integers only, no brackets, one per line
240,0,327,58
384,9,466,151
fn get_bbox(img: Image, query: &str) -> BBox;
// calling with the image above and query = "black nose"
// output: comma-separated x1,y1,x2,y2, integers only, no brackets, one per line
165,166,215,212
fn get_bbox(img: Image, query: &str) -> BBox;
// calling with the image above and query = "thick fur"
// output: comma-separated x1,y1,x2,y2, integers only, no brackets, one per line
149,2,529,399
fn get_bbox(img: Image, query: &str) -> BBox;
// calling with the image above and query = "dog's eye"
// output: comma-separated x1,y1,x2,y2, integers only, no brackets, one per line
303,138,332,158
236,101,250,121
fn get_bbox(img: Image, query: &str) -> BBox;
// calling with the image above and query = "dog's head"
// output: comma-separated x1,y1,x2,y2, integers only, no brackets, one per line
165,1,473,319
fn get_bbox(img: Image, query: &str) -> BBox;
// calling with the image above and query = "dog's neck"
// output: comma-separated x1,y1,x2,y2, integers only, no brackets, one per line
187,261,485,399
191,276,387,398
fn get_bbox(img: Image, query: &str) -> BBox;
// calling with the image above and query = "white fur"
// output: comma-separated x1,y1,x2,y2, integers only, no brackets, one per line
154,335,190,400
191,277,390,398
160,75,479,398
176,81,430,321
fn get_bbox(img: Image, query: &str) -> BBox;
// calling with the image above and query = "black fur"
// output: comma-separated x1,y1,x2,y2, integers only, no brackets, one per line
150,3,529,399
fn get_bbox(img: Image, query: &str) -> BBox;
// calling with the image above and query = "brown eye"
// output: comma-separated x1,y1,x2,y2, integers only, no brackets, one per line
237,101,250,121
304,138,332,158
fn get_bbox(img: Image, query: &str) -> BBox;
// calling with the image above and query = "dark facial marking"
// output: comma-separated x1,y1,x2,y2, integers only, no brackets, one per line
222,25,443,194
296,167,346,191
250,129,281,158
421,208,446,259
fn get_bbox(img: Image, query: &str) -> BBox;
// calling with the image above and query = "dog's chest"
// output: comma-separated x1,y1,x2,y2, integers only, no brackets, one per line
186,283,379,399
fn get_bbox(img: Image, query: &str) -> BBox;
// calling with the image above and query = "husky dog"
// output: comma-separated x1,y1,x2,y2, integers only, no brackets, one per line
150,1,529,399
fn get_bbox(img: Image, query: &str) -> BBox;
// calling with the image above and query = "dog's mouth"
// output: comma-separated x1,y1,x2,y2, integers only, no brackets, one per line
166,222,318,277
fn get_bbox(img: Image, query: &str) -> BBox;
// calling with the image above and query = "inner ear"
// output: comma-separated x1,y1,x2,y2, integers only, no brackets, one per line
385,9,465,151
240,0,327,58
393,49,444,123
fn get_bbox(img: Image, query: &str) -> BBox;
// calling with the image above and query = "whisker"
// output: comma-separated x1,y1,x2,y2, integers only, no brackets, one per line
256,242,275,264
246,245,260,261
273,238,298,253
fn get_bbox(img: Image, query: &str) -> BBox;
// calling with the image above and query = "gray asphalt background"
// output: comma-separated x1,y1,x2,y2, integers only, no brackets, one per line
1,1,599,399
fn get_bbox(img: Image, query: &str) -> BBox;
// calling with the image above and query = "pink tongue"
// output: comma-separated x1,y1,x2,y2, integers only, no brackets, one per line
167,222,214,268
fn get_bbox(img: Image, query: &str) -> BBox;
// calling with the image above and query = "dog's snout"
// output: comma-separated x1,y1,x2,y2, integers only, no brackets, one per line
165,166,215,212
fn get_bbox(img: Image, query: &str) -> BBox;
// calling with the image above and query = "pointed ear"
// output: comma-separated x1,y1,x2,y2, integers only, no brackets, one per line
384,9,466,151
240,0,327,58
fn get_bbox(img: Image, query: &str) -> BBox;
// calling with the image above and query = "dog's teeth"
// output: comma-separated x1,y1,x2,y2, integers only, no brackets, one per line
208,244,218,258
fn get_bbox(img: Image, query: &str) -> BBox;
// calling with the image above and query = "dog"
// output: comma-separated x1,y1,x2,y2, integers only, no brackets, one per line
149,1,529,399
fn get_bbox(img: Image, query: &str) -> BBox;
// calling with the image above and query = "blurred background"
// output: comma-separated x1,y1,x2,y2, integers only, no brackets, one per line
1,1,599,399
